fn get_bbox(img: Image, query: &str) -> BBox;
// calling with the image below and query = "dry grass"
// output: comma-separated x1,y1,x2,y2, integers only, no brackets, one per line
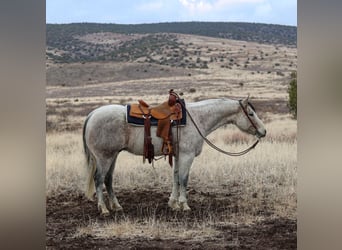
46,115,296,213
46,132,85,196
46,112,296,240
74,217,220,240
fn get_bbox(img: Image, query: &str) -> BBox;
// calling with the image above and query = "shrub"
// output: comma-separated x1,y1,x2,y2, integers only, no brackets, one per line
288,71,297,119
189,88,196,93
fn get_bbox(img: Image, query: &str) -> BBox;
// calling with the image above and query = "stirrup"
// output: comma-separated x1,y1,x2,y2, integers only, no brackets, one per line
162,141,173,155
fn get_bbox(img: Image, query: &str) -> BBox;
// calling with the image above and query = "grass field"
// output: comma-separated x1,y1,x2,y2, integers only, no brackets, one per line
46,114,296,244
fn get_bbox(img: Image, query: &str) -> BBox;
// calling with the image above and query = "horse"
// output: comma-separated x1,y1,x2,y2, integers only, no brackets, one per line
82,96,266,215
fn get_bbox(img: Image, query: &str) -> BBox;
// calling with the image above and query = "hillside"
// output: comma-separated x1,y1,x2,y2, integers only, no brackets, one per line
46,22,296,64
46,22,297,131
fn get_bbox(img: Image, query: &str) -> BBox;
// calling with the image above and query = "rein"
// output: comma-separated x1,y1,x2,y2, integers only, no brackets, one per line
178,96,260,157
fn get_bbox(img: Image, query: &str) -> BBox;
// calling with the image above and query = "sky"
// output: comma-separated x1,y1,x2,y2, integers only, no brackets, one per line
46,0,297,26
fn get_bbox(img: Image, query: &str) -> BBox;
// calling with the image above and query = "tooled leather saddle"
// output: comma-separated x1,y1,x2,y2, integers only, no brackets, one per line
128,89,183,166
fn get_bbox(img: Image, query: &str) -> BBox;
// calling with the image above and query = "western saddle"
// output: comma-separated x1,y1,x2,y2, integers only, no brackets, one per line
129,89,183,166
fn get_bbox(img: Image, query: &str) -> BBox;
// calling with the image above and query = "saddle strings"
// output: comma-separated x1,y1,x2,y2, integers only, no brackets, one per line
177,97,259,157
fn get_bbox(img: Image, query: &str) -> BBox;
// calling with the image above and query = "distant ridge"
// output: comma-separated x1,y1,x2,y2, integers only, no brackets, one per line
46,22,296,64
47,22,296,46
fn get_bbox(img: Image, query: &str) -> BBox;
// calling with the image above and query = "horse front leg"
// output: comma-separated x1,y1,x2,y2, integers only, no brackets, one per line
178,152,195,211
168,157,180,210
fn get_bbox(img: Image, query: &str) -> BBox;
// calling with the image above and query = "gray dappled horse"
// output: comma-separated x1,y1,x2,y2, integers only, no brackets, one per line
83,96,266,215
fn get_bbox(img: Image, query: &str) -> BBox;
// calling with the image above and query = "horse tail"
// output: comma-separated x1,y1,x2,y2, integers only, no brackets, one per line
83,112,96,200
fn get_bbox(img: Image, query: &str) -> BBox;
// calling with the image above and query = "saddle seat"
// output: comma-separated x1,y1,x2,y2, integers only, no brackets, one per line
128,90,183,166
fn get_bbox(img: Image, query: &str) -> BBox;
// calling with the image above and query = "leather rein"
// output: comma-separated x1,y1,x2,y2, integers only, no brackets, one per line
178,98,260,157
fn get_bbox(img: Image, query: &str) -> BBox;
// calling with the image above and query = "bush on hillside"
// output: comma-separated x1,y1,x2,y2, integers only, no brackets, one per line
288,71,297,119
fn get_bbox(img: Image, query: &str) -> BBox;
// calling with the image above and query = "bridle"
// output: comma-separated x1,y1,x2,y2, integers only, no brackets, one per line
177,95,260,157
238,100,259,133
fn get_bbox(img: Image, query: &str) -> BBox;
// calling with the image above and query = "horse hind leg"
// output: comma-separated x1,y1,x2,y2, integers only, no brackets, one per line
104,153,123,212
94,157,113,216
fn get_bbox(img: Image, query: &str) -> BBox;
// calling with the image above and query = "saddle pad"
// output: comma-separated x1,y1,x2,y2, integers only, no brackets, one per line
126,99,187,126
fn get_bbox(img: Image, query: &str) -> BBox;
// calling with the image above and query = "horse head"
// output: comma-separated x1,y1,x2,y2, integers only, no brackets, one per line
235,96,266,138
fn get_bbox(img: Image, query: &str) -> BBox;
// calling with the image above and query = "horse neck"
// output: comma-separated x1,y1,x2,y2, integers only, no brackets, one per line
191,99,240,136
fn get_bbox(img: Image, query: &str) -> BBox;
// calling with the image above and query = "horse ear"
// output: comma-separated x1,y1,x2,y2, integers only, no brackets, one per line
241,95,249,107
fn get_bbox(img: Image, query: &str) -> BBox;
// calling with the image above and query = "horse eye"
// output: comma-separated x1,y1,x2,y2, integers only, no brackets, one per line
249,112,254,116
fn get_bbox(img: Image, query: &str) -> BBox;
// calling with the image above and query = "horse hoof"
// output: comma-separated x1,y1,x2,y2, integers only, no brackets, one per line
168,199,180,211
101,210,110,216
109,202,123,212
180,203,191,211
113,206,123,212
98,205,110,216
171,204,181,211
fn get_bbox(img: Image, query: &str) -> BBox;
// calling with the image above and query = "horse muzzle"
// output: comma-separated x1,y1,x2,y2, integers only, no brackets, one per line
256,129,266,138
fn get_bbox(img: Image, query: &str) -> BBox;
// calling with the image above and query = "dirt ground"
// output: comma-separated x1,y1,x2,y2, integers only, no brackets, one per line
46,188,296,249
